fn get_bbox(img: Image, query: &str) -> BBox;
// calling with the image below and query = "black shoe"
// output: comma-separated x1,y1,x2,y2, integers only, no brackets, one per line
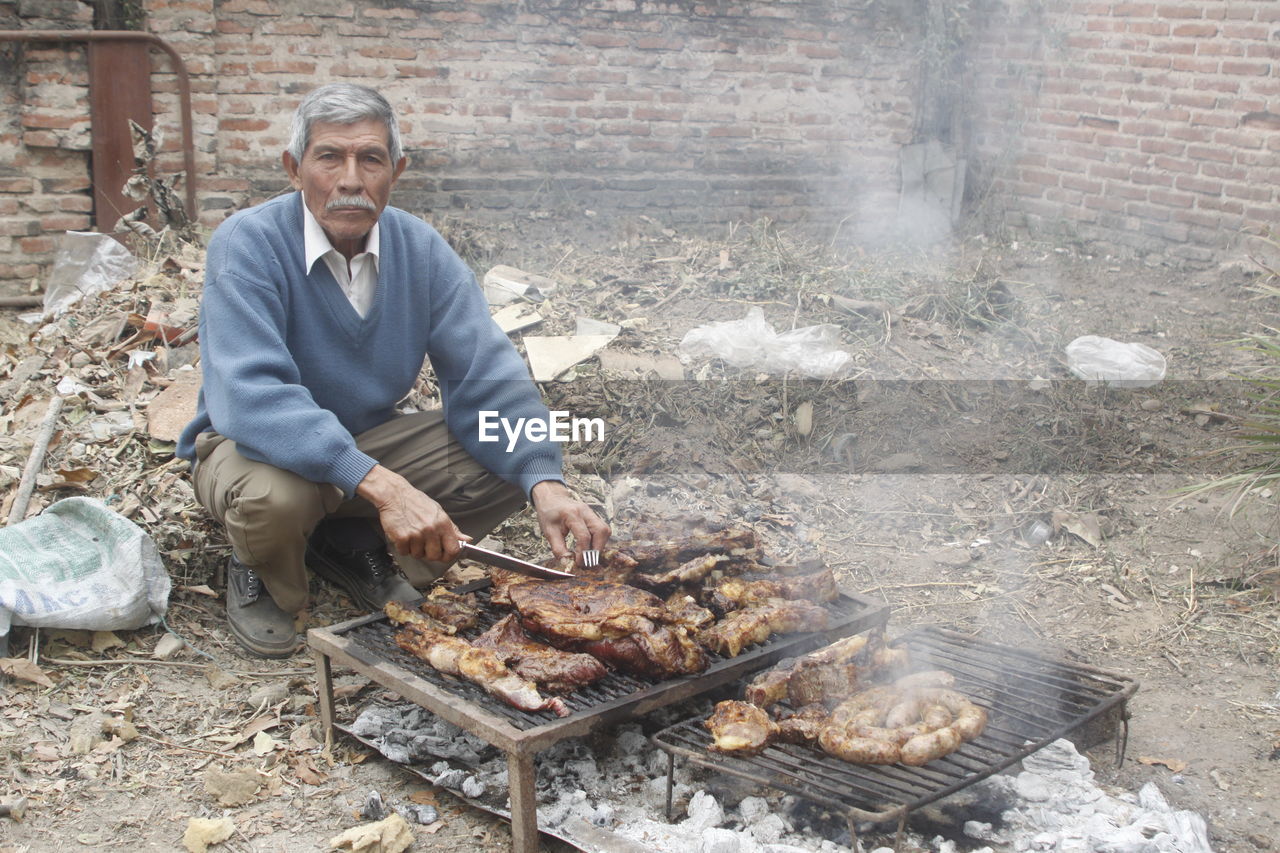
306,520,420,611
226,556,300,658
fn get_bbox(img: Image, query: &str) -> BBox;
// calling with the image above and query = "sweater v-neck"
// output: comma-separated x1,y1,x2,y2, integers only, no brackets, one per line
292,195,384,342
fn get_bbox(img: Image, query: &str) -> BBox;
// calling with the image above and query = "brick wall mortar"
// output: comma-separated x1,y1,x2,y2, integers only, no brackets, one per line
970,0,1279,262
1,0,933,290
5,0,1276,289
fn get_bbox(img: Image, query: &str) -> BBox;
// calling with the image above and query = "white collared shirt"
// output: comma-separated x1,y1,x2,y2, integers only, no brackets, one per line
301,196,379,317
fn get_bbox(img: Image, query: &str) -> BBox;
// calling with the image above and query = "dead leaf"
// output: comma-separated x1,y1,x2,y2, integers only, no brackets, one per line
252,731,277,756
329,813,414,852
0,657,56,688
179,584,218,597
423,820,445,834
332,679,372,701
1052,510,1103,548
291,755,327,786
55,467,98,483
203,767,263,807
408,791,437,806
289,724,321,752
183,816,234,853
1138,755,1188,773
91,631,125,653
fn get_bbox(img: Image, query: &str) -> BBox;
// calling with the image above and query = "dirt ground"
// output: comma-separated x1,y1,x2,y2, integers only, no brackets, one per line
1,218,1278,853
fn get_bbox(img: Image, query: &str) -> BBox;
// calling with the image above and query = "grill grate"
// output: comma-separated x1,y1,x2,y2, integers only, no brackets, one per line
309,580,889,853
330,582,888,731
651,625,1138,829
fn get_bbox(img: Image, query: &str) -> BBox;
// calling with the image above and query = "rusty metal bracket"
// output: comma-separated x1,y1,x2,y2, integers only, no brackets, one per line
0,29,197,219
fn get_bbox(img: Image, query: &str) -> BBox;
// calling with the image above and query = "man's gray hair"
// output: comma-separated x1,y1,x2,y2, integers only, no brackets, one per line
286,83,404,163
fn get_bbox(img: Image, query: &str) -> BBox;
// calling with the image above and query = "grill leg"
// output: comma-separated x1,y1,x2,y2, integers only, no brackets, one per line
313,650,335,746
508,751,539,853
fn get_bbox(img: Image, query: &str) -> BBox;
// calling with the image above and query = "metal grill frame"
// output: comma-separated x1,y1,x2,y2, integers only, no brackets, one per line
651,625,1138,849
308,580,889,853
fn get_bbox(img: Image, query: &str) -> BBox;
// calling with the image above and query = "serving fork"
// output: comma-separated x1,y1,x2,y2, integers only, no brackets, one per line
581,549,600,568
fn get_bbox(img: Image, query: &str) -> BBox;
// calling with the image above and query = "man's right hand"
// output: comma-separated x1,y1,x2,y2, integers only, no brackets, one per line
355,464,468,562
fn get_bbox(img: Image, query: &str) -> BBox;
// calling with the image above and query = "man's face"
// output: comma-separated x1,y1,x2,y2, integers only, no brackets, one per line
282,118,406,259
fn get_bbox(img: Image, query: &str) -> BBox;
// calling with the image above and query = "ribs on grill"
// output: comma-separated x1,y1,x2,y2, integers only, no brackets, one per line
416,587,481,632
699,599,830,658
508,578,709,679
607,525,759,573
471,613,608,694
705,566,839,613
385,602,570,717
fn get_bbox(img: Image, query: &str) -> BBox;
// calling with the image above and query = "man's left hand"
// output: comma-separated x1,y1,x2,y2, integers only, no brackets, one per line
530,480,610,565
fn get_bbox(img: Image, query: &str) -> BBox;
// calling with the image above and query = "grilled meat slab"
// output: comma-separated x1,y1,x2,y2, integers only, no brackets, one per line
699,599,829,658
706,566,839,612
608,526,758,572
706,700,778,755
508,578,709,679
472,613,607,694
417,587,481,632
385,602,569,717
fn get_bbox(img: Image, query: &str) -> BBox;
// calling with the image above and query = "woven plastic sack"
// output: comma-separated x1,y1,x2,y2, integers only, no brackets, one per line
0,497,170,638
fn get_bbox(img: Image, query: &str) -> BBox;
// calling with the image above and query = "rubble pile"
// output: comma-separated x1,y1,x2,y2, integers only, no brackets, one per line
0,242,220,583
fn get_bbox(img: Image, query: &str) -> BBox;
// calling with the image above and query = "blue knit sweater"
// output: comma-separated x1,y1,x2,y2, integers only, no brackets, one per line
177,193,563,498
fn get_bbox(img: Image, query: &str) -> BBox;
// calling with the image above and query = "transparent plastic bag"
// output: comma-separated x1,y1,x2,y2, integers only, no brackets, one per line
678,307,853,378
1065,335,1166,388
33,231,138,319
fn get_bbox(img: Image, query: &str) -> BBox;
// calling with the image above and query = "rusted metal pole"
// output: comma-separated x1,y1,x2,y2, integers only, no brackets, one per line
0,29,198,218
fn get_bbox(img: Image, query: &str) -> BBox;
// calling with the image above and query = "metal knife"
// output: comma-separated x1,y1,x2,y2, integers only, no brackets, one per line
458,542,576,580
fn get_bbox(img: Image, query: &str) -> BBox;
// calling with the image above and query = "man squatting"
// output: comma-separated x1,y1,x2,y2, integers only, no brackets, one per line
178,83,610,658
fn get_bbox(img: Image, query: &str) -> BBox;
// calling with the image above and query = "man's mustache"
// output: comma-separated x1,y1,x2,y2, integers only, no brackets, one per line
326,195,376,211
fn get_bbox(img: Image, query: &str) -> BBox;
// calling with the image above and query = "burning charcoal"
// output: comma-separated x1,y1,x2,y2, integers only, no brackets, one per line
360,790,385,821
748,813,787,844
432,768,467,789
701,827,741,853
737,796,770,826
460,776,485,799
394,803,439,825
563,758,601,789
614,725,647,758
681,791,724,832
590,802,615,827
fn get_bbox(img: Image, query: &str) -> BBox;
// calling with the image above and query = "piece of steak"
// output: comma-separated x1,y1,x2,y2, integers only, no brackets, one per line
471,613,608,694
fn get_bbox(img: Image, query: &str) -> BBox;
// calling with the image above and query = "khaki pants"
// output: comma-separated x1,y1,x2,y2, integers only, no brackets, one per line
192,411,526,614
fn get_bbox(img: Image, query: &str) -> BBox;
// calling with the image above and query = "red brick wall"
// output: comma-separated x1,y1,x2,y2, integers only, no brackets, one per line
969,0,1280,264
5,0,1277,292
0,0,96,286
0,0,924,292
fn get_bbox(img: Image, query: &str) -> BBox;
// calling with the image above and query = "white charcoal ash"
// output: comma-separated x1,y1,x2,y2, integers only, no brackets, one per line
962,740,1211,853
350,704,493,766
394,802,439,825
350,701,1211,853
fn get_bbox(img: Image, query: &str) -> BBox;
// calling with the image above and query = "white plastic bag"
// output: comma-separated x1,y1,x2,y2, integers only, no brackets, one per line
678,307,852,378
26,231,138,321
0,497,170,638
1065,335,1166,388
